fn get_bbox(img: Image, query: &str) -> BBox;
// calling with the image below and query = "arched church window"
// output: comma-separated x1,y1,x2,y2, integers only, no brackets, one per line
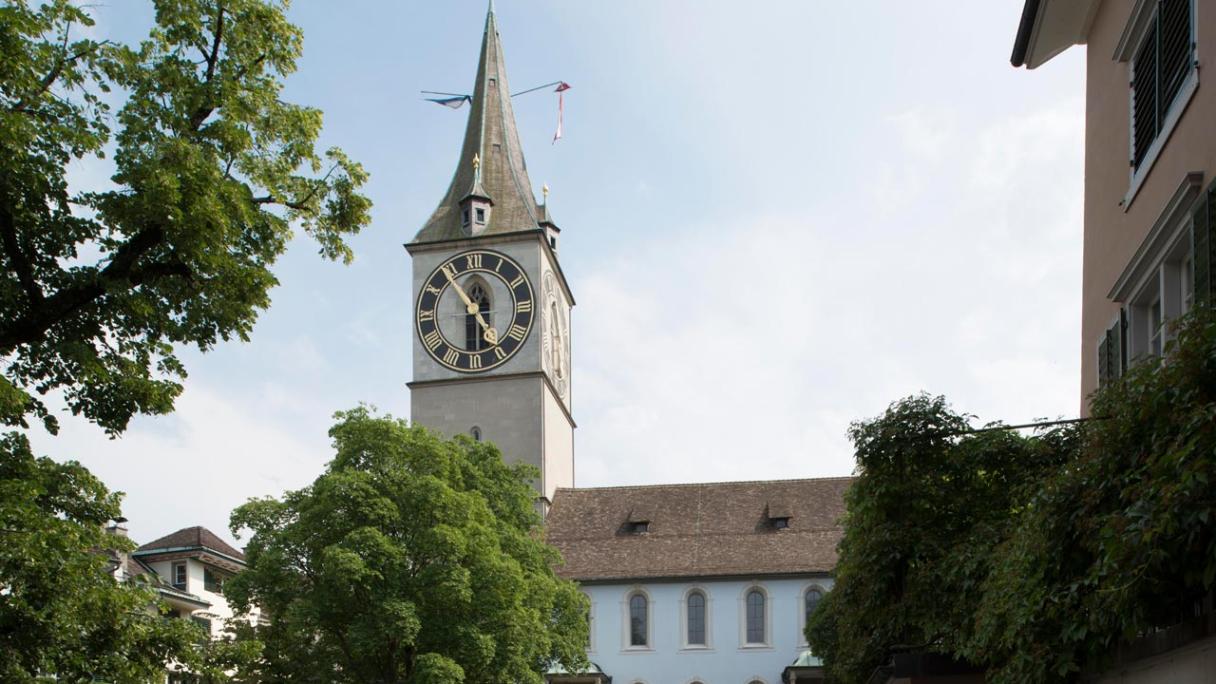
686,590,706,646
464,281,491,351
470,426,482,441
629,593,648,647
745,589,766,644
549,301,564,378
805,587,823,626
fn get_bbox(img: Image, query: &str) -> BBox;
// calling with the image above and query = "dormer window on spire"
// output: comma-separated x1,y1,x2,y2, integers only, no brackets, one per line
460,153,494,236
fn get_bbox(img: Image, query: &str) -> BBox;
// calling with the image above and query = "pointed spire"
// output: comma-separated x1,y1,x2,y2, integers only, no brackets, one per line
413,4,541,243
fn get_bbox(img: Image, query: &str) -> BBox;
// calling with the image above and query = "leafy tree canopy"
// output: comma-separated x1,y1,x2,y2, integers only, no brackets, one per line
809,310,1216,683
225,407,590,684
0,431,210,682
0,0,371,435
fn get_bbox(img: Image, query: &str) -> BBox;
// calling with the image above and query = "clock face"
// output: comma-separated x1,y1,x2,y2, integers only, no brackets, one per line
415,249,535,373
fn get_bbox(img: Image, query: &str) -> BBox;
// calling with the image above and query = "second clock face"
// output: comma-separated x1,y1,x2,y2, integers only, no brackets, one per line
415,249,535,373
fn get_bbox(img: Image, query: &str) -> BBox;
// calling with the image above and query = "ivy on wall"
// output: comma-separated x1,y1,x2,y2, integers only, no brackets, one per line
809,309,1216,683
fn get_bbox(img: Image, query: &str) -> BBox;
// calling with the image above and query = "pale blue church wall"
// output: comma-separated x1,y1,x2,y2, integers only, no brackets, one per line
582,576,833,684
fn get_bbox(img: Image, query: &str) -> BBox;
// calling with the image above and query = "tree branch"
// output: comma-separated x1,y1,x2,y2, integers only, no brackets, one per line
187,2,225,131
0,198,44,306
9,35,111,114
0,224,168,353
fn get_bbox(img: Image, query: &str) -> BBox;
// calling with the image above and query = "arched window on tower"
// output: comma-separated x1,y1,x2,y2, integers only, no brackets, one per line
464,281,491,351
549,301,564,379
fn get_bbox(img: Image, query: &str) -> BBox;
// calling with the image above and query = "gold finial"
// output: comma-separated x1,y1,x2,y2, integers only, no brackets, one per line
542,183,550,201
472,154,481,170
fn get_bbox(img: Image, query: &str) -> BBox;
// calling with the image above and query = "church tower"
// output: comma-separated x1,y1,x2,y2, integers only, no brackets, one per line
406,5,574,508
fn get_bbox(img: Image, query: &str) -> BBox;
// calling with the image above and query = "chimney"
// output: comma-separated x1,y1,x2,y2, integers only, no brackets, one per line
106,518,130,580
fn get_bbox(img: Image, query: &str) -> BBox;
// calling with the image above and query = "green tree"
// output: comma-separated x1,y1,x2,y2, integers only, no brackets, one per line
0,431,208,682
225,407,590,684
0,0,371,436
806,395,1073,683
809,310,1216,683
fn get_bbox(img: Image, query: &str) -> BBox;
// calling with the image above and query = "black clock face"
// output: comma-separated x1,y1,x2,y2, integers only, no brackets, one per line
415,249,535,373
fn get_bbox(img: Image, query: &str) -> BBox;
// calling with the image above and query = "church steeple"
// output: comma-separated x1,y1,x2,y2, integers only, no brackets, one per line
413,4,541,243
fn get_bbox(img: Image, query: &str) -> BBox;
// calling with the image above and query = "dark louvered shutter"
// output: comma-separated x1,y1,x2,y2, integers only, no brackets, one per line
1159,0,1193,107
1133,14,1160,170
1194,180,1215,306
1098,335,1110,387
1132,0,1194,171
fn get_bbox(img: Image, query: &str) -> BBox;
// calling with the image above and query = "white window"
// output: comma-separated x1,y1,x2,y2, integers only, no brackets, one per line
1104,173,1208,384
682,587,711,649
739,586,770,648
800,584,826,645
172,561,187,589
624,590,651,649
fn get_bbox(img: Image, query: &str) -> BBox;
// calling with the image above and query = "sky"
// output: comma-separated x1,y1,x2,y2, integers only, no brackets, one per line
27,1,1087,545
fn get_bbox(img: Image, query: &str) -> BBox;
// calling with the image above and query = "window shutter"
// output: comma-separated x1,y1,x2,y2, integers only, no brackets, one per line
1159,0,1194,110
1132,14,1160,169
1194,180,1214,306
1098,335,1110,387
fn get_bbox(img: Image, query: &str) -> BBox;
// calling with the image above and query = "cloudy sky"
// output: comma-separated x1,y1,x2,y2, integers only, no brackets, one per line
28,1,1086,544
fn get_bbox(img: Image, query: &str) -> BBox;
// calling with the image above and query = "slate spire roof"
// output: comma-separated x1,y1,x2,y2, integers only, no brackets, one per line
412,4,542,244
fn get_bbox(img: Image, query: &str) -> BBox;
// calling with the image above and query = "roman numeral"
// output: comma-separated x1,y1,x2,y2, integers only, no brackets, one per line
441,263,459,280
424,285,442,296
418,309,435,322
495,258,504,272
515,299,532,314
465,253,482,269
442,348,460,366
493,347,506,360
469,354,483,369
507,324,527,341
509,275,524,289
422,330,442,351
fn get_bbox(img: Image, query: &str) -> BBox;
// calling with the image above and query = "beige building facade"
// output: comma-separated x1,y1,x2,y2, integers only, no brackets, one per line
1013,0,1216,413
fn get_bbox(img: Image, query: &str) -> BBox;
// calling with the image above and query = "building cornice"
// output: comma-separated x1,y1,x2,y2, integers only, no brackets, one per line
408,370,576,427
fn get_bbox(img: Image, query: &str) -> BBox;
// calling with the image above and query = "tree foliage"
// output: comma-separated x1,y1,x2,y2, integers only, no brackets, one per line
225,407,590,684
809,310,1216,683
0,0,371,435
0,432,208,682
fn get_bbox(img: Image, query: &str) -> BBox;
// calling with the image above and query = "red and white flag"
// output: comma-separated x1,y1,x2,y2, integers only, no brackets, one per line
553,82,571,143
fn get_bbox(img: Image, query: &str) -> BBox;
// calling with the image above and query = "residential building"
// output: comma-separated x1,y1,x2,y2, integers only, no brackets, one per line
1011,1,1216,681
108,524,258,682
544,479,844,684
131,525,253,640
1011,0,1216,412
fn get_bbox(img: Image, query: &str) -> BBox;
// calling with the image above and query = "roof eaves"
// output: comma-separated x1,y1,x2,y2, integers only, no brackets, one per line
1011,0,1043,67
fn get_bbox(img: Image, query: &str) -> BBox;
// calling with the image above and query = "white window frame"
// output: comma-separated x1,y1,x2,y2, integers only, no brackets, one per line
172,561,187,589
798,583,828,647
738,584,772,650
680,586,713,651
621,587,653,652
1120,0,1200,209
1108,173,1203,378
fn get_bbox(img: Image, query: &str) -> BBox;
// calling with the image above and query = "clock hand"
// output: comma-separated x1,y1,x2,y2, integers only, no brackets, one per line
442,266,497,343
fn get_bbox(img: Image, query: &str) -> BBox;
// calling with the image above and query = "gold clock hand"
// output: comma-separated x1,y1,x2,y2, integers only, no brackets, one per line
442,266,496,340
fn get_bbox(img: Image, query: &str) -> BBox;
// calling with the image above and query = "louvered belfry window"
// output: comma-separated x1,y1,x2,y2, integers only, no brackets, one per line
1132,0,1194,170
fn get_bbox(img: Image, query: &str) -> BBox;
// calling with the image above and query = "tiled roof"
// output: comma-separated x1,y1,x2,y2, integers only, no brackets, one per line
545,477,853,582
135,525,245,562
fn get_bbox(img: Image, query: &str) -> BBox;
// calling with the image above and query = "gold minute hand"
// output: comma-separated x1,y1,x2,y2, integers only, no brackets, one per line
442,267,498,342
